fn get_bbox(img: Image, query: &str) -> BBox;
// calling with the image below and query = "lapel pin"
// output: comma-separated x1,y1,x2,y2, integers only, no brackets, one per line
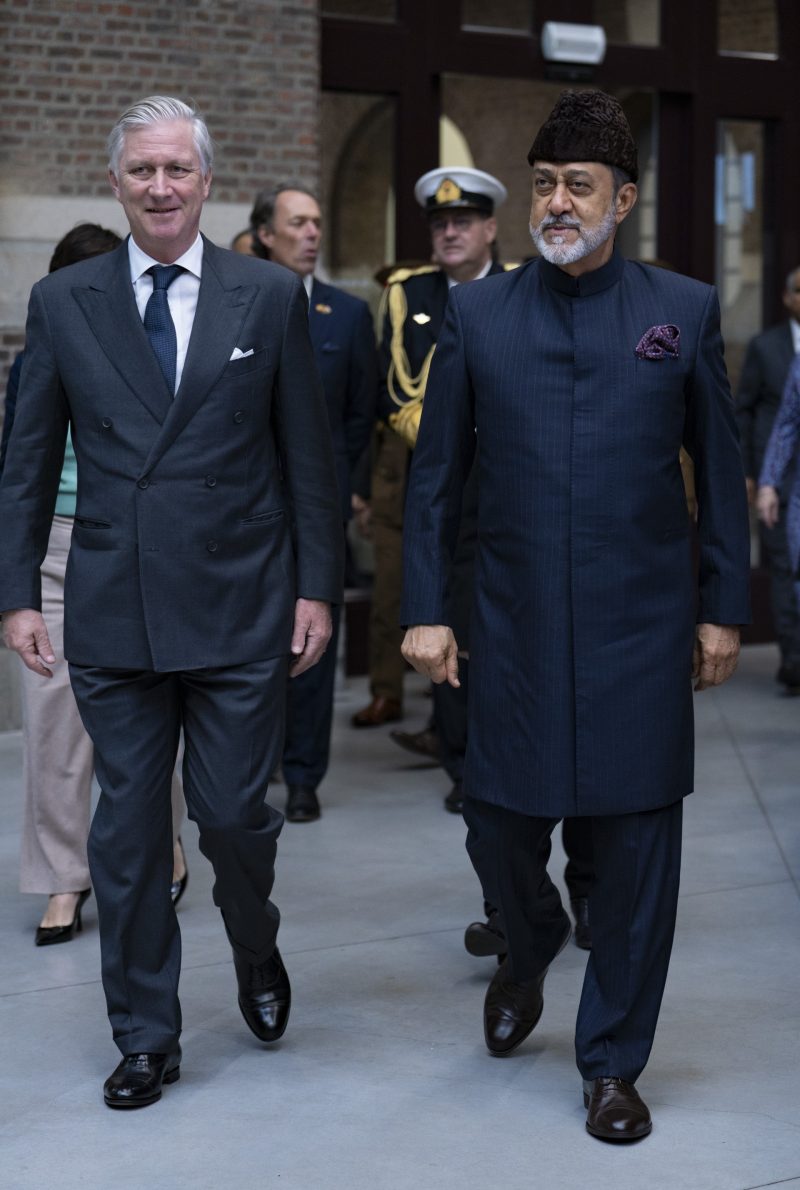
315,302,332,315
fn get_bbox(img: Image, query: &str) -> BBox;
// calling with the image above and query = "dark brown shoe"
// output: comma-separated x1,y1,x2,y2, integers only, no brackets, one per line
583,1077,652,1141
483,919,570,1056
570,896,592,950
389,726,440,761
351,696,402,727
464,910,506,960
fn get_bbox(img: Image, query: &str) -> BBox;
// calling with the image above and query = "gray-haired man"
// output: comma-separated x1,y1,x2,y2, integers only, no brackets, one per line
0,96,343,1107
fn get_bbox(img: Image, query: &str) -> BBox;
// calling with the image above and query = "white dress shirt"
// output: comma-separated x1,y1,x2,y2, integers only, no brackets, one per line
791,318,800,355
446,258,493,289
128,234,204,393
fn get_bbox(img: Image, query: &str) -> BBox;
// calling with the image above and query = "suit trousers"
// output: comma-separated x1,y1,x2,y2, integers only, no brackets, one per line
760,505,800,670
368,425,408,702
282,601,341,788
69,657,287,1056
463,795,682,1083
19,517,184,894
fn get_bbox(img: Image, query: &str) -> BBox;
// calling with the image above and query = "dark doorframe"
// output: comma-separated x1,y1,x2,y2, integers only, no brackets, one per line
323,1,800,278
322,0,800,642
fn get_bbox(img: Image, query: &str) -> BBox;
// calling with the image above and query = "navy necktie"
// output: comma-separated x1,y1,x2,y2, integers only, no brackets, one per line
143,264,184,393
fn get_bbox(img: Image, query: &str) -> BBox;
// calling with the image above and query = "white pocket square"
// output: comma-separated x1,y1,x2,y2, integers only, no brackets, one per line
229,347,254,361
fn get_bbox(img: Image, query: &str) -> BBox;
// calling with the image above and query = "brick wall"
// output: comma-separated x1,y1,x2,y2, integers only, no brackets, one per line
0,0,321,397
1,0,320,201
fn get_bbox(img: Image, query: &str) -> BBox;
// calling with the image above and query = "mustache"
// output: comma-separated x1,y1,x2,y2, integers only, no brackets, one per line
537,216,582,231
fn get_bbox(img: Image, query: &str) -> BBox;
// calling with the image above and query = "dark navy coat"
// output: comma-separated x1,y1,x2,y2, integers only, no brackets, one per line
308,278,376,522
0,237,343,672
401,252,751,817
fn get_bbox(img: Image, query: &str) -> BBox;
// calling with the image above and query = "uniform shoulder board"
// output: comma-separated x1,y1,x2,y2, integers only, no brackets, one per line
385,264,441,286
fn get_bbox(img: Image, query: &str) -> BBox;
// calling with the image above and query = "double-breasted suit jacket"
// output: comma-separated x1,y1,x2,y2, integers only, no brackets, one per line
308,278,376,521
401,251,751,818
0,236,343,669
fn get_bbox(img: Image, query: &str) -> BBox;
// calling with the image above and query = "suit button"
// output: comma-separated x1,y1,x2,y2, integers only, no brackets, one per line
101,417,113,429
137,478,150,489
205,475,217,487
206,540,218,553
233,411,244,423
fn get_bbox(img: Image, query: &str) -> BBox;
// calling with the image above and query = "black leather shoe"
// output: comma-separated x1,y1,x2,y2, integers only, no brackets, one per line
170,838,189,906
443,782,464,814
464,910,507,960
389,726,440,762
484,920,570,1056
103,1051,181,1109
570,896,592,949
35,889,91,947
583,1077,652,1141
234,947,291,1042
285,785,321,822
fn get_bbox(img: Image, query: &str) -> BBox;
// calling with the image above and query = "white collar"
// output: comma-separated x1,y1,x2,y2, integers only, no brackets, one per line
303,273,314,300
446,258,493,289
127,233,204,282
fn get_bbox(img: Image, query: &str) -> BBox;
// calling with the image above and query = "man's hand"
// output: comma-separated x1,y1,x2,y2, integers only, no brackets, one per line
756,484,779,528
2,609,56,678
745,476,756,506
351,493,372,540
401,624,460,687
289,598,332,677
692,623,740,691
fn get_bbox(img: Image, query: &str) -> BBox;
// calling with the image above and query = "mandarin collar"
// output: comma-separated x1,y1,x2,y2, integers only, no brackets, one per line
539,248,624,297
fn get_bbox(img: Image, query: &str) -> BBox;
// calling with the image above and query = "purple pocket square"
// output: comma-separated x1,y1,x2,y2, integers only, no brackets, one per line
635,324,680,360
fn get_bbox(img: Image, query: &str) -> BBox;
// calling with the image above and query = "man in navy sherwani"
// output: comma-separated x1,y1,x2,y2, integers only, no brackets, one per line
400,91,750,1141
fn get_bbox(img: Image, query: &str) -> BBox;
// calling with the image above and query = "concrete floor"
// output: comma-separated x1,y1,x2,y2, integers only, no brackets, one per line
0,643,798,1190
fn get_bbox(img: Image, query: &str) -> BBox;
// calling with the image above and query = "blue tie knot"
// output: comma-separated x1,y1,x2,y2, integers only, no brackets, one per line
147,264,184,291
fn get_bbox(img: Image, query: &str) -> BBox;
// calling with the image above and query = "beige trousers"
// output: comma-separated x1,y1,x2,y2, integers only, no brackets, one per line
19,516,185,894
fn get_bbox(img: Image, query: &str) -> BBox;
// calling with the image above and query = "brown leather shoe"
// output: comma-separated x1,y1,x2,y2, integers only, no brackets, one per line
483,918,571,1056
583,1077,652,1141
389,726,440,761
351,696,402,727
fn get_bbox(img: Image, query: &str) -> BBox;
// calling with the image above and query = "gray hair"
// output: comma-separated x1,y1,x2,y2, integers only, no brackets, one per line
107,95,214,175
249,182,319,234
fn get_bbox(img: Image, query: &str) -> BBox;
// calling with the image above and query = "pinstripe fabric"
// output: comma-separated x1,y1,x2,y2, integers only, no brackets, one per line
401,252,751,817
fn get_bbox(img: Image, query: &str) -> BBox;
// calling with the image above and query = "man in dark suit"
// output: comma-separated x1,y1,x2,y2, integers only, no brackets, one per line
0,96,342,1109
249,183,376,822
736,268,800,691
401,91,750,1140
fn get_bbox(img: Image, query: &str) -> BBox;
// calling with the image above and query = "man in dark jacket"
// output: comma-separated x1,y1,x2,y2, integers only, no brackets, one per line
250,184,376,822
736,267,800,691
401,91,750,1141
0,97,343,1108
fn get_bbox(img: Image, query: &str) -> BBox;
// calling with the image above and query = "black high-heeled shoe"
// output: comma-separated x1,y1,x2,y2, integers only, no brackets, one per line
170,839,189,907
35,888,91,947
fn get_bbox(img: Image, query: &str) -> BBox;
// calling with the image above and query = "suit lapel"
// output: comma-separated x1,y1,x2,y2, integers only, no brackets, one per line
141,238,258,475
72,243,173,424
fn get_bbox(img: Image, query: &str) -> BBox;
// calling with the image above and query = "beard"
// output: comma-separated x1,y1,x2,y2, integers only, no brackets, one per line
529,205,618,265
